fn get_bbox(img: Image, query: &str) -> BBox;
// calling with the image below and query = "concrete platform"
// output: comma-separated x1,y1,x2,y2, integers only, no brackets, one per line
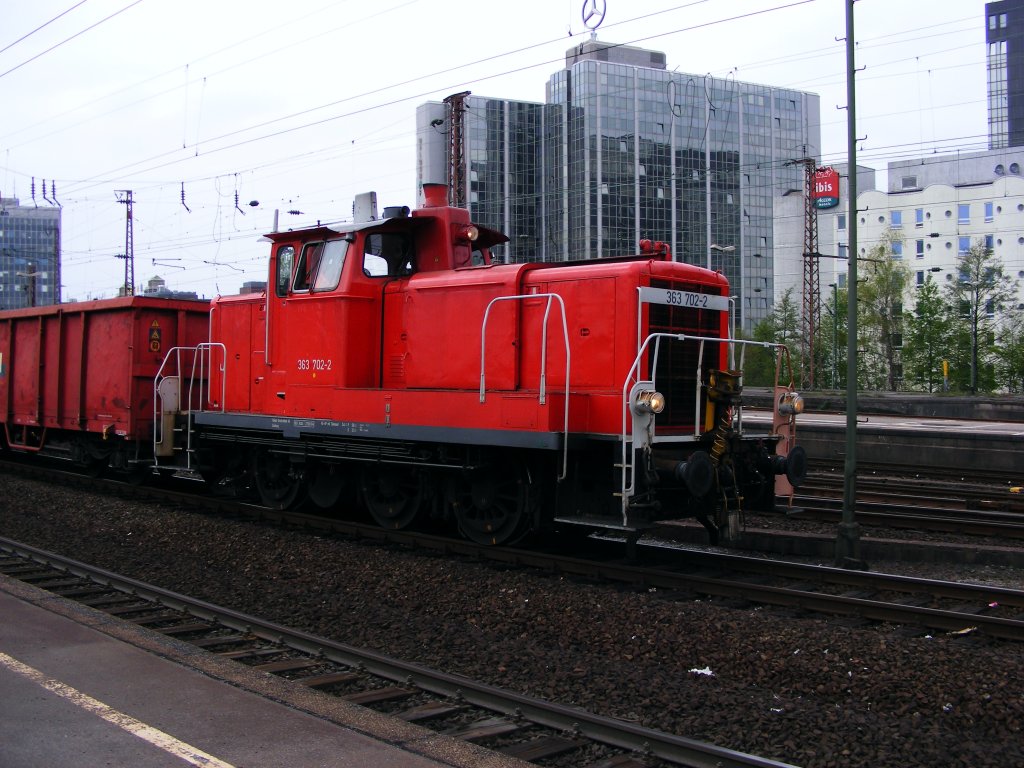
0,575,525,768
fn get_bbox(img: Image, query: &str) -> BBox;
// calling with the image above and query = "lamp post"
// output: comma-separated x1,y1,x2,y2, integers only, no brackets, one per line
921,267,942,392
828,282,838,389
963,280,980,395
709,243,734,271
726,295,739,368
16,262,40,309
710,247,736,344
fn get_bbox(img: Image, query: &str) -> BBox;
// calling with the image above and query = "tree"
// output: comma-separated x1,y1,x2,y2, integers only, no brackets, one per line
902,275,952,392
743,288,802,388
856,228,910,390
943,240,1019,393
820,283,848,390
996,309,1024,393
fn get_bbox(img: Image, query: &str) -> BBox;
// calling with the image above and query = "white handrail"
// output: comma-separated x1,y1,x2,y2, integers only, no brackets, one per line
152,343,226,470
480,293,570,481
619,333,789,519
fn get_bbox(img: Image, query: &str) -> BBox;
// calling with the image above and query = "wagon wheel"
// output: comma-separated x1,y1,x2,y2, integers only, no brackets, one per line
125,465,155,486
252,449,304,510
361,467,424,530
71,437,108,478
450,463,533,546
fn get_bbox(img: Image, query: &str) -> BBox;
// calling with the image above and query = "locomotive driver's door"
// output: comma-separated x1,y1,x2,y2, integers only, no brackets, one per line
260,242,298,411
282,240,347,396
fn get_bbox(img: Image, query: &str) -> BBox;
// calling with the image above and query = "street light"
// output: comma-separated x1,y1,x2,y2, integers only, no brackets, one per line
918,267,942,391
708,243,734,271
726,295,739,368
16,262,41,309
828,282,838,389
962,280,980,395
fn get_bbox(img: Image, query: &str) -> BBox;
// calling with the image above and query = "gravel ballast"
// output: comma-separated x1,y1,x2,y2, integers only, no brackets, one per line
2,473,1022,768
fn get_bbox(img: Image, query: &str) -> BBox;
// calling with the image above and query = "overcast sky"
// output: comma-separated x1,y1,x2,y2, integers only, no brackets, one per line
0,0,990,301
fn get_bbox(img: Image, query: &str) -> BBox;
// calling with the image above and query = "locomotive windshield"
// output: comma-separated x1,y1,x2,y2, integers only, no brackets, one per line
293,242,323,291
312,240,348,291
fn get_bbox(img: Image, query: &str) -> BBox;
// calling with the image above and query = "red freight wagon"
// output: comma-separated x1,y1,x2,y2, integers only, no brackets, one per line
0,296,210,473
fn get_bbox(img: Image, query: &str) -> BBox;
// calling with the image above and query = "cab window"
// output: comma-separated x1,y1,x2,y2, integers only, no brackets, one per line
293,242,324,292
275,245,295,297
454,243,491,269
363,232,414,278
312,239,348,292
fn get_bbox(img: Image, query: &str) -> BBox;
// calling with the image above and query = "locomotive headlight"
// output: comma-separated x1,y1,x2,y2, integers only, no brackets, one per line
778,391,805,416
633,389,666,415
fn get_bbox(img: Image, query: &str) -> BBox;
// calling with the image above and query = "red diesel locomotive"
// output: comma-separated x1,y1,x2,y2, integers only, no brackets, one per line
154,184,806,544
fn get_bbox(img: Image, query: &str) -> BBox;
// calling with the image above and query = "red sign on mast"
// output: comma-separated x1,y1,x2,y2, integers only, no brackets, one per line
812,166,840,210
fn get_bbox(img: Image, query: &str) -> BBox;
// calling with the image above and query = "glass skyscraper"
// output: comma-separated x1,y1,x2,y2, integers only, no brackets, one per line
417,40,820,331
986,0,1024,149
0,197,62,310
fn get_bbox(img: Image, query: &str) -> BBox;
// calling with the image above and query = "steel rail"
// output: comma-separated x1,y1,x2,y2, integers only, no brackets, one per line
0,537,797,768
788,471,1024,538
807,457,1019,488
787,497,1024,539
5,461,1024,641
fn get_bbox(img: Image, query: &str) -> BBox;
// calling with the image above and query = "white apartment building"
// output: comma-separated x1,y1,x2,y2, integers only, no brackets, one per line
856,175,1024,310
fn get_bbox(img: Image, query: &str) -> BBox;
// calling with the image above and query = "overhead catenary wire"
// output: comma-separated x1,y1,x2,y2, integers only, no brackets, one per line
0,0,996,298
41,0,827,196
0,0,145,81
0,0,92,58
2,1,982,198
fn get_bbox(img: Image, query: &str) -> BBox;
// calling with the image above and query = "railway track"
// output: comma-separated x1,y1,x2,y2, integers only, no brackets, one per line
810,459,1023,499
0,537,795,768
786,468,1024,539
6,461,1024,768
6,459,1024,641
623,542,1024,642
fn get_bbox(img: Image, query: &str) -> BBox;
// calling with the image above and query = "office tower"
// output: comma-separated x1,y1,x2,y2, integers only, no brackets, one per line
418,40,821,331
0,196,61,310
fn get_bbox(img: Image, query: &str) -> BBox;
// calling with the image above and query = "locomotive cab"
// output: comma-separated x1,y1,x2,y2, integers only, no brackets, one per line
243,194,509,404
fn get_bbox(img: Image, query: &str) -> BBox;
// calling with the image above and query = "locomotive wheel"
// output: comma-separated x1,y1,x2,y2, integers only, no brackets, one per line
450,464,532,546
307,461,347,510
252,449,304,510
361,467,424,530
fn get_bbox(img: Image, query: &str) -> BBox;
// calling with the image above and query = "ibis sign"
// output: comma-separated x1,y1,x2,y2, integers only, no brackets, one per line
812,166,840,210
